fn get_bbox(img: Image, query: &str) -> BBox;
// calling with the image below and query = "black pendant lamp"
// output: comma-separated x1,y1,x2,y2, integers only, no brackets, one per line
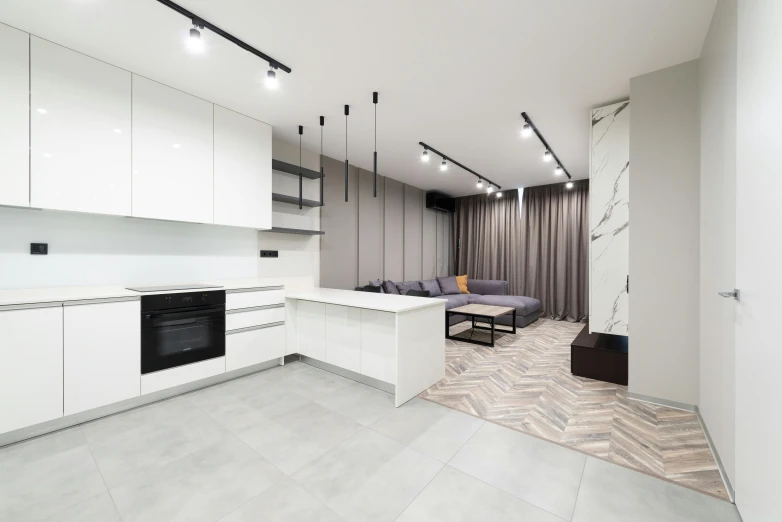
344,104,349,202
373,92,378,197
319,116,325,206
298,125,303,209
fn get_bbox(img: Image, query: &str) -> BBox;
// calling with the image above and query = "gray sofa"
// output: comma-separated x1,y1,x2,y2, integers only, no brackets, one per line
375,278,541,328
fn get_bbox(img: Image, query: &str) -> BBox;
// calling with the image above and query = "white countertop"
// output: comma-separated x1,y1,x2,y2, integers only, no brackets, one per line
0,278,297,307
286,288,445,313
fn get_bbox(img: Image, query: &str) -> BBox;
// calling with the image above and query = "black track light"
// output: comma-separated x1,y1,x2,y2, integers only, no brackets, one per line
440,159,448,172
265,66,278,89
421,148,429,162
187,23,204,54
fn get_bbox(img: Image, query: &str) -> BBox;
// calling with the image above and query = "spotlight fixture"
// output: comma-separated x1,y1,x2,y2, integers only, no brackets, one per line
187,23,204,53
265,67,278,89
487,185,494,194
421,149,430,162
476,178,483,188
520,112,572,179
566,181,574,189
440,159,448,172
418,142,500,193
496,191,502,198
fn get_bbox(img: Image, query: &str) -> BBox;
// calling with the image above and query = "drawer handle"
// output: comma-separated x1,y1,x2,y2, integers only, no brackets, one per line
226,321,285,335
226,304,284,314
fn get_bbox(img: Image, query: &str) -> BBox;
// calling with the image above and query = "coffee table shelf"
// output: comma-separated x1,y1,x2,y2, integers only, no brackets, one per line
446,304,517,347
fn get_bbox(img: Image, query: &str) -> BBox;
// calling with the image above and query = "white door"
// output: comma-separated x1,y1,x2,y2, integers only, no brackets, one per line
213,105,272,229
735,2,782,520
63,300,140,416
0,306,63,435
30,37,132,216
0,23,29,208
131,75,213,224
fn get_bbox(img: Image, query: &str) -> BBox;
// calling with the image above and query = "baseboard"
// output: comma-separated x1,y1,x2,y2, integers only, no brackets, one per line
628,391,695,412
299,355,395,395
695,405,735,503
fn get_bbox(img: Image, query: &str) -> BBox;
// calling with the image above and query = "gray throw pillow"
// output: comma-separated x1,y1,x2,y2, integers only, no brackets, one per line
368,279,385,293
396,281,420,295
383,280,401,294
437,276,461,295
419,279,442,297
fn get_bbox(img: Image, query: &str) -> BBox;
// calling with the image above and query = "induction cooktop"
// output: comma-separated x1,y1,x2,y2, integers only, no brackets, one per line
125,283,223,293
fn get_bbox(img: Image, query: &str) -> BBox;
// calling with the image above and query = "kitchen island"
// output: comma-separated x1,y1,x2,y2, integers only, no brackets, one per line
285,288,445,407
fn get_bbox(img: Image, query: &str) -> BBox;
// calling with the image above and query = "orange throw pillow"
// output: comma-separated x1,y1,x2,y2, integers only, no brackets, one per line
456,275,469,294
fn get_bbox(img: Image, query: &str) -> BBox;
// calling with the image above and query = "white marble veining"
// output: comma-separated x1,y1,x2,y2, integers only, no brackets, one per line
590,101,630,335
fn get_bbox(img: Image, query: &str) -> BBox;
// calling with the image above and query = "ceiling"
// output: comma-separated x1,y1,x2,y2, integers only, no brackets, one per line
0,0,716,196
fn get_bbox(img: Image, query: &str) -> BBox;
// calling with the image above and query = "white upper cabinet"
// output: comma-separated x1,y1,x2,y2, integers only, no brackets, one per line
214,106,272,229
132,75,213,223
0,23,29,208
30,37,132,215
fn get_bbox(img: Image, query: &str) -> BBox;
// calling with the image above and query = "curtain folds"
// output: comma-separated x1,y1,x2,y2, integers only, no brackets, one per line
451,181,589,322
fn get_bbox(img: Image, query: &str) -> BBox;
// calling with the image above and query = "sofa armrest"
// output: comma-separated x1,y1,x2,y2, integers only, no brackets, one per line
467,279,508,296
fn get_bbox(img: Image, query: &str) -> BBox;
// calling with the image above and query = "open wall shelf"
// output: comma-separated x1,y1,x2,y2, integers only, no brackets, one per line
272,159,321,180
271,193,323,207
268,227,325,235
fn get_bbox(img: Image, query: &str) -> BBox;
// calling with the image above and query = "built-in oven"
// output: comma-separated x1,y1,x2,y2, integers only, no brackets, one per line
141,290,226,374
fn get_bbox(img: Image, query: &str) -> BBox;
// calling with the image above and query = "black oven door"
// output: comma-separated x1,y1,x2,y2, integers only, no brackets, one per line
141,304,225,374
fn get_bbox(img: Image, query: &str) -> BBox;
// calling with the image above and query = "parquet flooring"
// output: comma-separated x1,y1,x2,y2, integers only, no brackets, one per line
420,319,728,500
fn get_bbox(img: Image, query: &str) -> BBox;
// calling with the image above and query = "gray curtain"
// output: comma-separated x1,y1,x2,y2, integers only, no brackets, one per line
451,181,589,322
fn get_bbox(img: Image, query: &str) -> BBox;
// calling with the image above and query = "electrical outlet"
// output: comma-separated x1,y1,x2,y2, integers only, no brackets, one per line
260,250,279,258
31,243,48,255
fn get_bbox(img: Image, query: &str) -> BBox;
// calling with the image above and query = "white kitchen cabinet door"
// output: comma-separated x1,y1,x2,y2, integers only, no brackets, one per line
297,300,326,361
30,37,131,216
0,23,29,208
132,75,213,223
0,306,63,435
360,309,396,384
214,106,272,229
64,300,140,416
226,324,285,372
325,304,361,373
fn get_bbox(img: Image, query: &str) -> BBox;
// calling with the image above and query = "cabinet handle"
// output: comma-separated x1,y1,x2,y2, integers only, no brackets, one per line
226,321,285,335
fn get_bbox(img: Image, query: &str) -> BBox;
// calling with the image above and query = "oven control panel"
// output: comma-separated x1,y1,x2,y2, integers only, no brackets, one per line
141,290,226,312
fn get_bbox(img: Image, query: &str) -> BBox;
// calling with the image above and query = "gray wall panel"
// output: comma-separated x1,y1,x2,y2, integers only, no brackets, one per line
358,168,384,285
320,156,358,289
422,208,437,280
383,178,404,281
436,211,450,277
403,185,423,281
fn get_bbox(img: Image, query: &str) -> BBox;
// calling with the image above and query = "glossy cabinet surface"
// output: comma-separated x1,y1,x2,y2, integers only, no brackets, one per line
297,300,326,361
325,304,361,373
64,300,140,416
131,75,213,224
360,309,396,384
226,325,284,372
0,23,29,208
30,37,132,215
0,307,64,435
214,106,272,229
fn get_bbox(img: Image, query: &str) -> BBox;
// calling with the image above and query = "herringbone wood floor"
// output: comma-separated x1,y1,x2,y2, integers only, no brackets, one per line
420,319,728,500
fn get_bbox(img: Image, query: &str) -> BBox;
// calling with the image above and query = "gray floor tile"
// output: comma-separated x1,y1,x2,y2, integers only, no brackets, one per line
236,402,363,475
293,429,443,522
218,476,344,522
110,435,283,522
316,381,397,426
449,422,586,521
397,466,566,522
82,395,229,489
276,364,355,401
572,457,742,522
0,428,106,521
38,491,121,522
369,398,484,462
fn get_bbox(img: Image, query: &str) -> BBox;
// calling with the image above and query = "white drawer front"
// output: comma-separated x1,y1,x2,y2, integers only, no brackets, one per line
226,289,285,311
141,357,225,395
226,324,285,372
226,306,285,331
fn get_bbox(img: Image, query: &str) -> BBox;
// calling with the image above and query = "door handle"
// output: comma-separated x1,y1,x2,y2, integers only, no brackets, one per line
718,289,740,301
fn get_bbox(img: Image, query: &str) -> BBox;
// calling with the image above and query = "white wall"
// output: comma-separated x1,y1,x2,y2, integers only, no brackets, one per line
628,59,701,406
0,206,258,289
698,0,737,487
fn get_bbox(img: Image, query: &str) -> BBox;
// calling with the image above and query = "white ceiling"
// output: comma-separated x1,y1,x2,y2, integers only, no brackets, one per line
0,0,716,196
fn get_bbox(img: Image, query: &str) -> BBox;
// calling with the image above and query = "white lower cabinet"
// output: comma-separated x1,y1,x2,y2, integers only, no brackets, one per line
360,309,396,384
64,299,140,416
141,357,225,395
226,324,285,372
297,300,326,361
325,305,361,373
0,306,63,434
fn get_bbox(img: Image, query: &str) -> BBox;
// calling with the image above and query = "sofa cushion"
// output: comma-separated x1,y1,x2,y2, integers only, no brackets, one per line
434,293,472,310
437,276,461,295
472,294,542,316
419,279,442,297
456,274,469,294
368,279,385,293
396,281,421,295
466,279,508,296
383,280,400,294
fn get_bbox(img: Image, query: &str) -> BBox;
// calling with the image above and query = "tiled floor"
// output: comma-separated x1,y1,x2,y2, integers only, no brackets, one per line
0,361,741,522
420,319,729,500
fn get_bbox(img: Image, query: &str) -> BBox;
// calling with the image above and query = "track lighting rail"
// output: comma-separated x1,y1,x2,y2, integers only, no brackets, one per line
156,0,292,73
520,112,571,179
418,142,501,190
